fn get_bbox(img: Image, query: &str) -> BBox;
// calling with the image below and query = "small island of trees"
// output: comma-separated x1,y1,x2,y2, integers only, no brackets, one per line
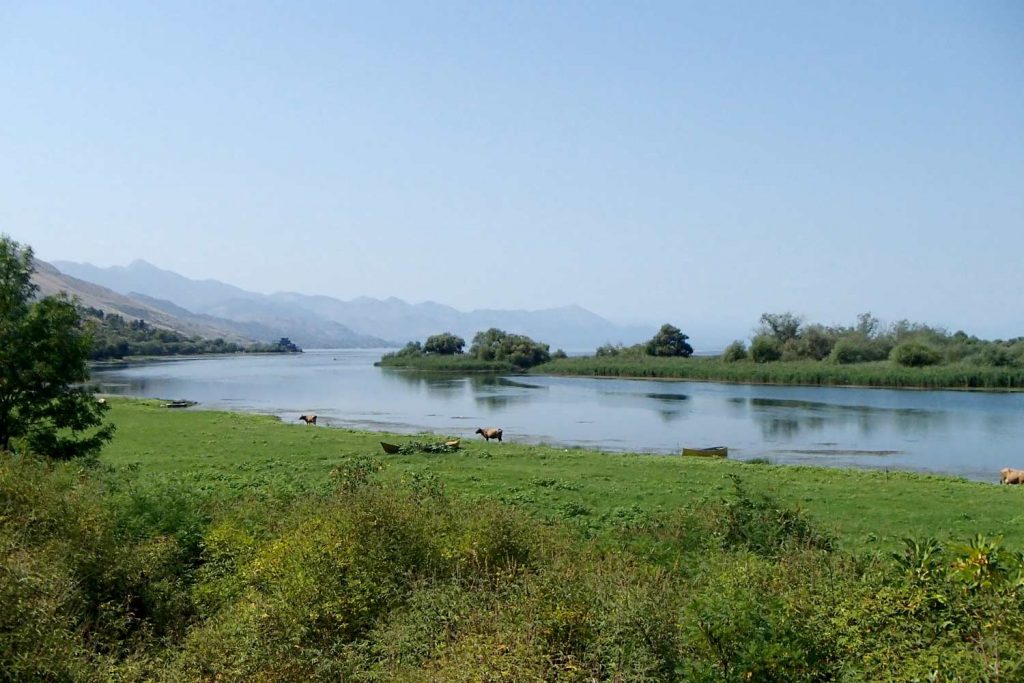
377,328,557,372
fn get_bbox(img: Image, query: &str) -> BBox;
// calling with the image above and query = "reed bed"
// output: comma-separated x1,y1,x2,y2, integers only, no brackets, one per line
536,356,1024,389
376,354,515,373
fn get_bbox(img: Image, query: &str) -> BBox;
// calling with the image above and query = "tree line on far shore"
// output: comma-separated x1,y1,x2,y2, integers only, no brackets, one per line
591,313,1024,369
729,312,1024,368
85,307,301,360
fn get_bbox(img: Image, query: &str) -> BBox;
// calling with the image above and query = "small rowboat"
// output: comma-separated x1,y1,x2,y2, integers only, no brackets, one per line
444,439,460,448
682,446,728,458
164,400,196,409
380,442,401,454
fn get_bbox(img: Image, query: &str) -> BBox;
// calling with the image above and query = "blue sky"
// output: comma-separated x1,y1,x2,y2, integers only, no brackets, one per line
1,1,1021,341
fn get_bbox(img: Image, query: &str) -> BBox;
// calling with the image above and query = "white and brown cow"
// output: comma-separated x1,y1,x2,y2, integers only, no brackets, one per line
475,427,503,442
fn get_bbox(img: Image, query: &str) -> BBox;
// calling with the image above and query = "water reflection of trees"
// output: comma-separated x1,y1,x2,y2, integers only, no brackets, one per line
760,416,825,440
91,376,150,395
376,372,547,411
645,392,689,402
474,394,536,411
730,396,949,441
471,376,547,411
474,377,545,391
378,370,469,399
656,408,683,423
641,393,689,423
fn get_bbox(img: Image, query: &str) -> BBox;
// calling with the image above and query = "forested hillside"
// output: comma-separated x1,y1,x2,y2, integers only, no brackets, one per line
84,307,300,359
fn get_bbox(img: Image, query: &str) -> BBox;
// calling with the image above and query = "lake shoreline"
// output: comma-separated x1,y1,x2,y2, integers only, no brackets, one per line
530,369,1024,393
90,349,1024,483
101,397,1020,547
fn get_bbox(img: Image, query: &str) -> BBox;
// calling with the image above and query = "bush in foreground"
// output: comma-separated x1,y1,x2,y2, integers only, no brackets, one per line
4,454,1024,681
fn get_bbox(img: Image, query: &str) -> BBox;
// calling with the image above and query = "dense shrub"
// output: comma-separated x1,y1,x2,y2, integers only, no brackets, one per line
388,341,423,358
719,475,833,556
749,334,782,363
978,344,1018,367
423,333,465,355
0,458,207,680
645,323,694,357
721,340,747,362
788,324,835,361
891,342,942,367
469,328,550,368
829,336,890,364
5,454,1024,681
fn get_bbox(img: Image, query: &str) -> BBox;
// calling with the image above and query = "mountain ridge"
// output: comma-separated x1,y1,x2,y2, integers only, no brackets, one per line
53,260,651,350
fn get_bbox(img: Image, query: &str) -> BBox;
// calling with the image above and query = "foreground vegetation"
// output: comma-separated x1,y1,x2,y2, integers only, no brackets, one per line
6,400,1024,680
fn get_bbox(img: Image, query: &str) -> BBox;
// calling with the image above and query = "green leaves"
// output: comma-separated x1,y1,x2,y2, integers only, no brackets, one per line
645,323,694,358
0,236,114,458
469,328,550,369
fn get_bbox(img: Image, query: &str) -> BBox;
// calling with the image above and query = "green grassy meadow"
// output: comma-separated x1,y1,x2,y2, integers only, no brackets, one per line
102,398,1024,551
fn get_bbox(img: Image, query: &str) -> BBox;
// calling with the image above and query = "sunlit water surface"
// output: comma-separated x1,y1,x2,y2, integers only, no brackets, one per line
91,349,1024,482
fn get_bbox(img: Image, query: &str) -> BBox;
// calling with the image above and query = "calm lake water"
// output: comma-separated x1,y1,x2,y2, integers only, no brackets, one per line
91,349,1024,482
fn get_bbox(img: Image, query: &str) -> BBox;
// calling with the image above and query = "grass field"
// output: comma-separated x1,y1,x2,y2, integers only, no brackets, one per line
102,398,1024,551
8,397,1024,680
536,355,1024,389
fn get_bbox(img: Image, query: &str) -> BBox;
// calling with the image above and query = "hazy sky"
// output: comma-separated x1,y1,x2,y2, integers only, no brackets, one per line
2,1,1022,340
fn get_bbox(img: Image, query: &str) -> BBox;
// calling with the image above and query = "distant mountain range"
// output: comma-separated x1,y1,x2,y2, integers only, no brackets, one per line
32,260,251,343
50,259,650,350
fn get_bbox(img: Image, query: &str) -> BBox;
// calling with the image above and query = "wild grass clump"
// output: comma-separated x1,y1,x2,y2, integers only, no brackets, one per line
717,474,834,556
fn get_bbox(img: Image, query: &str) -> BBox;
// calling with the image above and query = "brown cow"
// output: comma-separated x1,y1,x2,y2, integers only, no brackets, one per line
299,414,317,425
1001,467,1024,485
475,427,503,442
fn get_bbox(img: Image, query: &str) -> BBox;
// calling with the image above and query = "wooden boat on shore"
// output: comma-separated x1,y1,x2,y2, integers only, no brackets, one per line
444,439,460,448
380,442,401,454
164,400,196,409
681,446,728,458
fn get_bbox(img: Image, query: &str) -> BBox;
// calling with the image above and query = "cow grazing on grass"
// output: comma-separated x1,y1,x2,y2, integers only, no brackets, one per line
299,414,317,425
475,427,503,442
1001,467,1024,485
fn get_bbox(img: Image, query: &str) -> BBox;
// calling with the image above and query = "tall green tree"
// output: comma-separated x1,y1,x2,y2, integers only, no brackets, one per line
758,312,803,345
0,236,114,458
469,328,550,368
645,324,694,357
423,332,465,355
